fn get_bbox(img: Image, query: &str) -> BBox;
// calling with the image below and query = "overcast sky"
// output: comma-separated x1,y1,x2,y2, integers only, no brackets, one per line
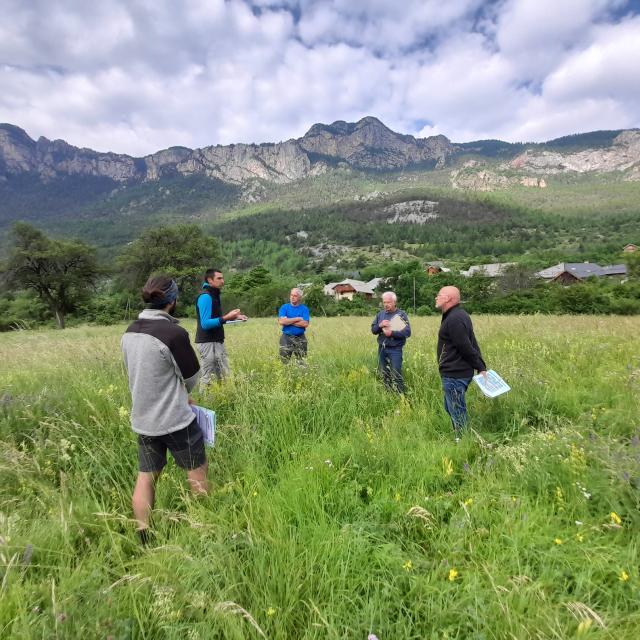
1,0,639,155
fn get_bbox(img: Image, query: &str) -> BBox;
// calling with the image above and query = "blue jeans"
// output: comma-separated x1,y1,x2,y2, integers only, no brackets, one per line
442,376,472,435
378,345,404,393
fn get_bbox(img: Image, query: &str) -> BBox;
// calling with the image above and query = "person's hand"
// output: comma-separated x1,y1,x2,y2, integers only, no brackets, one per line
379,319,390,328
479,370,488,380
237,314,248,322
383,327,392,337
187,396,195,405
224,309,242,321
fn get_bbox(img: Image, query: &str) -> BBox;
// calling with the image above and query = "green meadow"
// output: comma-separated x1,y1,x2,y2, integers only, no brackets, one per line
1,316,639,639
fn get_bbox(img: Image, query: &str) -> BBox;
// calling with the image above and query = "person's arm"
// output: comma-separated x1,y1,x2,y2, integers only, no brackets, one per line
197,295,223,330
184,369,201,393
172,329,201,391
448,319,486,372
278,304,303,326
371,312,382,334
292,306,310,328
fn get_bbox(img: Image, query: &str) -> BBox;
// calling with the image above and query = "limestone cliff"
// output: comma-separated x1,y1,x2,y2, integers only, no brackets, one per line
2,119,639,192
0,117,454,186
508,130,640,174
299,116,452,169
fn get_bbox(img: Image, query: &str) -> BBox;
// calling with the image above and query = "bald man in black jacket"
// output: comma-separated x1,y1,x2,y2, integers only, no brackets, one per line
435,286,487,440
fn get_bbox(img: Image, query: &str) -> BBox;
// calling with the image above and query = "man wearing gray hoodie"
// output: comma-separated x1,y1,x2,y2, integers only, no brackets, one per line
121,274,207,543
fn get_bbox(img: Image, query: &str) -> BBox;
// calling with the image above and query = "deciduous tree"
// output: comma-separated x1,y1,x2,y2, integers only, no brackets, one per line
116,224,223,303
6,222,98,329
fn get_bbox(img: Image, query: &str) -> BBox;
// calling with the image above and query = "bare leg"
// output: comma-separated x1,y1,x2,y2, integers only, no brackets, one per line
187,462,210,495
132,471,161,530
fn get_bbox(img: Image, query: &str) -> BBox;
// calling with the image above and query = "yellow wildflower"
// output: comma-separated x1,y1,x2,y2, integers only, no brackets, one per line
266,607,276,616
402,560,413,572
442,457,453,477
554,538,563,545
448,568,459,582
394,493,401,502
619,570,630,582
576,533,584,542
463,498,473,507
118,406,129,419
610,512,622,525
576,619,592,635
252,490,258,497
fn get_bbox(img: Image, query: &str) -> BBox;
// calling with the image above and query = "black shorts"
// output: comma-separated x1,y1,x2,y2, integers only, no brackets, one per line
137,418,206,473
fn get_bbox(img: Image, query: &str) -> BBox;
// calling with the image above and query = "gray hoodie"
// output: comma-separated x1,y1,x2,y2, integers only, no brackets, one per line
121,309,201,436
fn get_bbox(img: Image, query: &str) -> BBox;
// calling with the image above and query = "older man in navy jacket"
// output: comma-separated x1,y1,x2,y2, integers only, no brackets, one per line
371,291,411,394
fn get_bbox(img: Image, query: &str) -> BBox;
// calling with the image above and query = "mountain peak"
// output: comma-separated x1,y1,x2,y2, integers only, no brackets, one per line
354,116,388,129
0,123,35,146
303,116,392,139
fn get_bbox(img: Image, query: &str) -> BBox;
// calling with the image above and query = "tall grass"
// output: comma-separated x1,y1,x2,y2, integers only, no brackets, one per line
1,316,639,638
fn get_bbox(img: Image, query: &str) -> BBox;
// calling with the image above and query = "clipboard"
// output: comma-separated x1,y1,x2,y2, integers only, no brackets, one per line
388,314,407,332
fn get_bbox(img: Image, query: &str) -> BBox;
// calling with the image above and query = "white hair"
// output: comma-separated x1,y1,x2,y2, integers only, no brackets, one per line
291,288,303,297
382,291,397,302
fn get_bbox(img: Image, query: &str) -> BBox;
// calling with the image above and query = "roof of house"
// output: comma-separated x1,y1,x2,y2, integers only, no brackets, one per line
600,264,627,276
324,279,376,295
461,262,516,277
538,262,627,280
426,261,452,272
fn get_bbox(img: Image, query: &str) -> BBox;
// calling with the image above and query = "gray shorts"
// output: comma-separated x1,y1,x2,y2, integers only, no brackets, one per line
197,341,229,384
137,418,206,472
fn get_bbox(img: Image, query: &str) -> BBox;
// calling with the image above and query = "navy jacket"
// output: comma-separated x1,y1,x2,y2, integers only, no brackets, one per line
371,309,411,348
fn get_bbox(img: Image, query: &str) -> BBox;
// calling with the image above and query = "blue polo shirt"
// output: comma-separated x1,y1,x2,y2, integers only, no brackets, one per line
279,303,310,336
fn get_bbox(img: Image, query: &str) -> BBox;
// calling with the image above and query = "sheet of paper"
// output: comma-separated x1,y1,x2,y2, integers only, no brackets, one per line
191,404,216,446
473,369,511,398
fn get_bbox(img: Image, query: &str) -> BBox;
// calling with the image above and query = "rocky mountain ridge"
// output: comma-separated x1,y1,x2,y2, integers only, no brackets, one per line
0,116,454,186
6,117,638,192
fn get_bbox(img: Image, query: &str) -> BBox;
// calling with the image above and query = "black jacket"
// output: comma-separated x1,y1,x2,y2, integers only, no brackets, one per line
437,305,486,378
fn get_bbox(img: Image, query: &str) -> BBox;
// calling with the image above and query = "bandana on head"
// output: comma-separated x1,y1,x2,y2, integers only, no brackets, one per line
152,279,179,308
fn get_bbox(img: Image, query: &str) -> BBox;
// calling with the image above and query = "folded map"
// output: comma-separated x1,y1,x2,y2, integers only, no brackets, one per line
473,370,511,398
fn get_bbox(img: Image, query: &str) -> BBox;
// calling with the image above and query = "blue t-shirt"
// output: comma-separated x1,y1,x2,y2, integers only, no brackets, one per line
279,303,310,336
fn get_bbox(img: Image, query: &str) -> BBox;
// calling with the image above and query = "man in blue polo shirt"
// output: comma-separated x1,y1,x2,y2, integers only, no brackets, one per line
278,288,310,363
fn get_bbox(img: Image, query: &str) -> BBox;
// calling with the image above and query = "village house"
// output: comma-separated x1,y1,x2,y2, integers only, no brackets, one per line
623,243,637,253
536,262,627,284
426,261,451,275
460,263,516,277
323,278,381,301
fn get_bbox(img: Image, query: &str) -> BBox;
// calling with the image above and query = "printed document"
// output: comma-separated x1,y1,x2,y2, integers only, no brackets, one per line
191,404,216,446
473,370,510,398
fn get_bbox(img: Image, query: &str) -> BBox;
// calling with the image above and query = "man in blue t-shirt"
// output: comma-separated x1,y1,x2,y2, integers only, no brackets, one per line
278,288,310,363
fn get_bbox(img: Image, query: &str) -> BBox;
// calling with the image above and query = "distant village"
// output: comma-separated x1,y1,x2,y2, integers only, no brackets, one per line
319,244,636,301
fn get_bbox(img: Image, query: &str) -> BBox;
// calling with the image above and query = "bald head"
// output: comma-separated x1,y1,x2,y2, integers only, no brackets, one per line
435,286,461,312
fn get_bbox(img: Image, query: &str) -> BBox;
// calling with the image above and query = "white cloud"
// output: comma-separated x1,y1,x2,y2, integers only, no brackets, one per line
0,0,638,154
